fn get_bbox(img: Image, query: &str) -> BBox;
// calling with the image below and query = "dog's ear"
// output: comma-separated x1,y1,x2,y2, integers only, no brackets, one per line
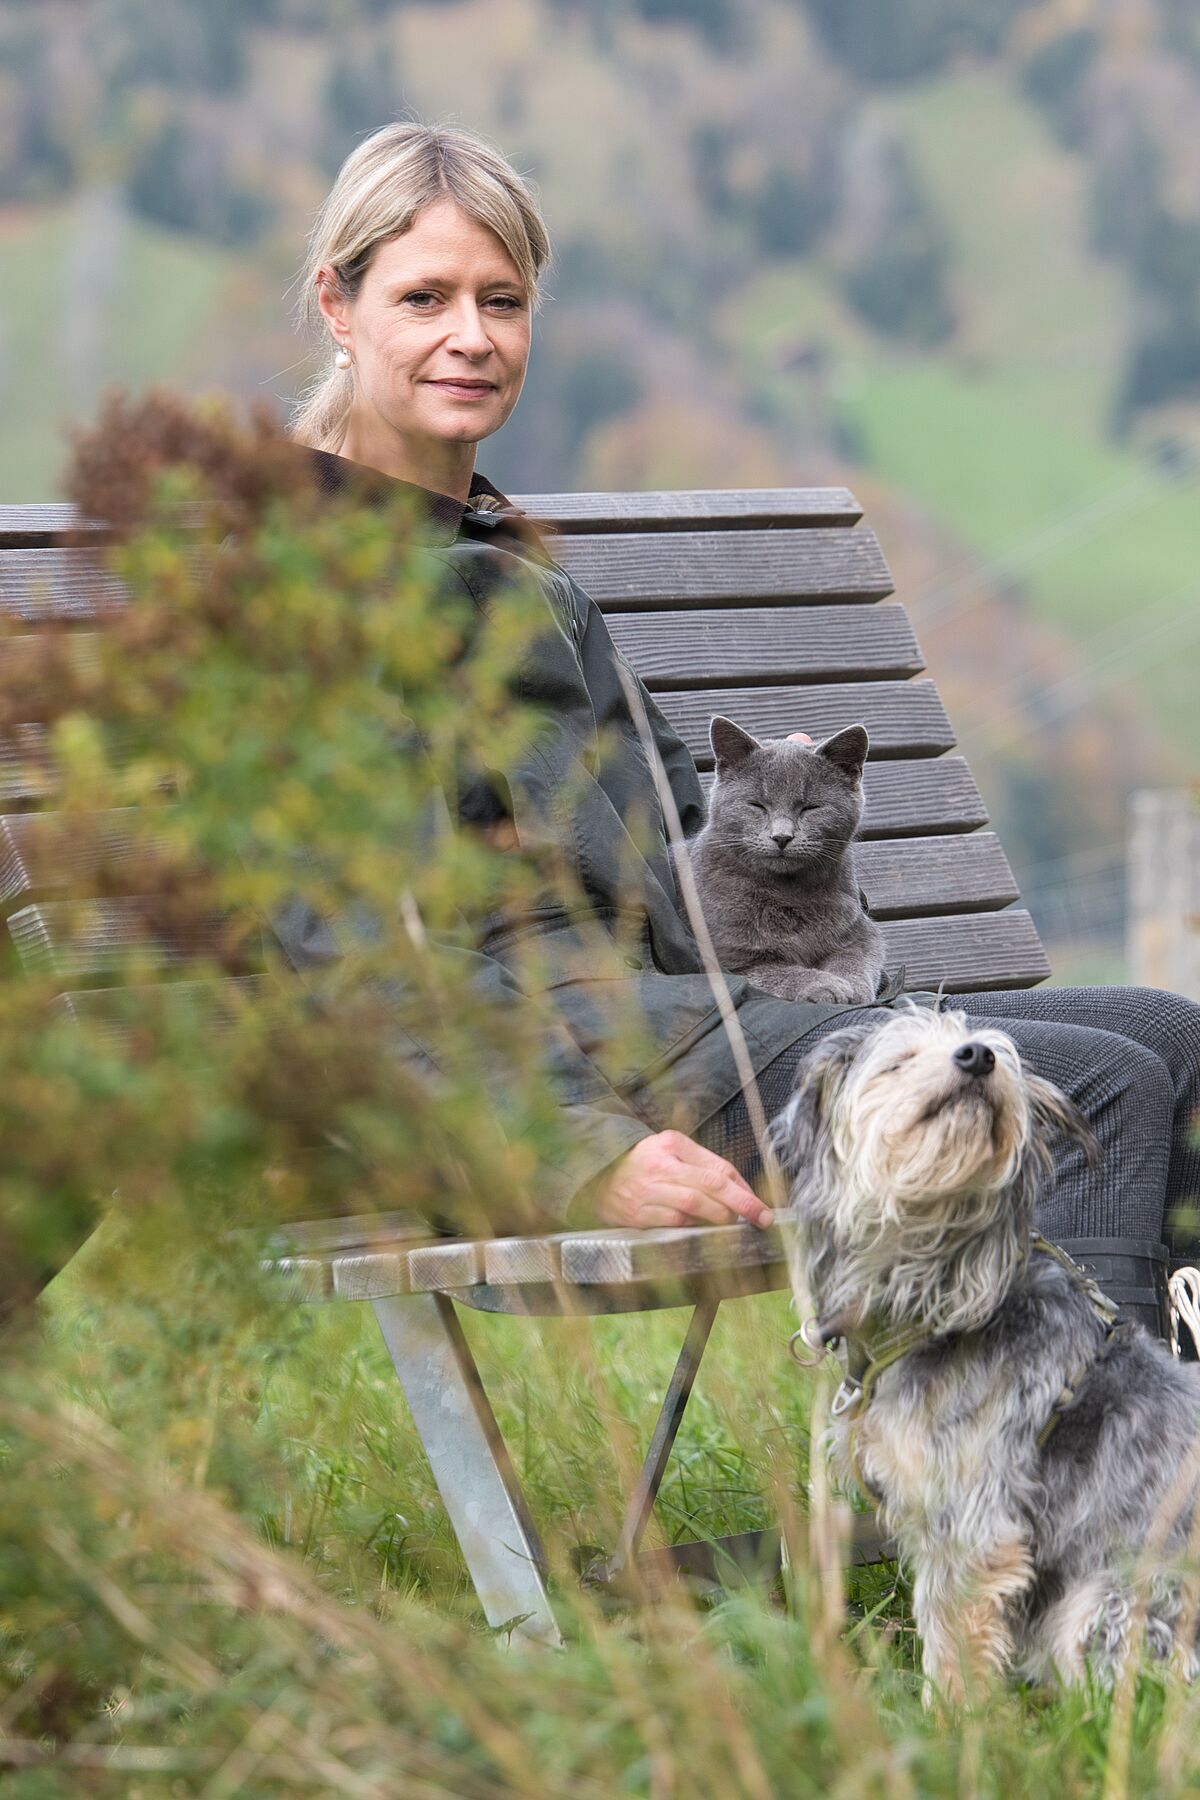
710,716,759,771
767,1025,868,1182
1026,1073,1101,1171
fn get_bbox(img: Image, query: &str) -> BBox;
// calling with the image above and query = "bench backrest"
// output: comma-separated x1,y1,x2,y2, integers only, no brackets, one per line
0,490,1049,1010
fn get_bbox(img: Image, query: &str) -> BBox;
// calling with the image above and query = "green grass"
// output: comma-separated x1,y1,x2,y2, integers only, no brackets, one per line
15,1227,1200,1797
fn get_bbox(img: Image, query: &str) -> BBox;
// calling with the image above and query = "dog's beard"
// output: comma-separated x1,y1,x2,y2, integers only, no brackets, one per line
790,1010,1044,1335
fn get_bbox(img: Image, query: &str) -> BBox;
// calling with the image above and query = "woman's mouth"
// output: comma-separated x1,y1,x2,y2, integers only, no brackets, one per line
426,379,496,399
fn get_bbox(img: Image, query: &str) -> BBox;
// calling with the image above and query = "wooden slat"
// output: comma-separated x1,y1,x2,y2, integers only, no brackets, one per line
7,900,221,979
0,809,149,907
561,1218,792,1286
0,503,204,547
882,910,1050,991
856,756,985,838
0,492,863,546
553,528,893,609
857,833,1018,918
660,678,953,764
607,602,922,689
0,548,128,620
510,488,862,533
0,632,102,717
700,754,987,838
54,977,269,1043
0,505,112,547
406,1239,484,1291
0,725,57,805
332,1253,416,1300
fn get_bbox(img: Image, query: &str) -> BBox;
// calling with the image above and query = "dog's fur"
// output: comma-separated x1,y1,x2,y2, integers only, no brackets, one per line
771,1004,1200,1698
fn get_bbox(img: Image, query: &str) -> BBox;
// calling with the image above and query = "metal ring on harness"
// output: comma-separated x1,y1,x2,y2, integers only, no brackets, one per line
788,1319,830,1367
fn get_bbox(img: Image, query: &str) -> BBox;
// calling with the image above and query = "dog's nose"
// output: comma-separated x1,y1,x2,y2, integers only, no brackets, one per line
771,829,793,849
953,1040,996,1078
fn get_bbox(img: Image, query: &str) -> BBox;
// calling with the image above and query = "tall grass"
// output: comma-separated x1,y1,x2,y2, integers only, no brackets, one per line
3,390,1200,1795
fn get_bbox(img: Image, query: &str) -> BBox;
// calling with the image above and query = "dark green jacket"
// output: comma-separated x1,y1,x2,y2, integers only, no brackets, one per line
289,450,857,1220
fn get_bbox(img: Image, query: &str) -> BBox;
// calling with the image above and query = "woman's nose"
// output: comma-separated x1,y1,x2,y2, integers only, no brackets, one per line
445,303,492,356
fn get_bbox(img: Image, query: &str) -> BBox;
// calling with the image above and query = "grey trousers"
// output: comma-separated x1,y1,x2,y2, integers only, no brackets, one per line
698,986,1200,1255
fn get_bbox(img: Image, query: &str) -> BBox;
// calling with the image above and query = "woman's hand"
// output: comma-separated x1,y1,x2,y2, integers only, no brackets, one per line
592,1131,773,1230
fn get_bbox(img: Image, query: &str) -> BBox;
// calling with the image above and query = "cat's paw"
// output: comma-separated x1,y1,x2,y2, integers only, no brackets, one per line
796,974,861,1005
753,968,859,1005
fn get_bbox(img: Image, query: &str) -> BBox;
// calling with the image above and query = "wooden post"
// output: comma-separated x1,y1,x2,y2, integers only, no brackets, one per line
1127,789,1200,1000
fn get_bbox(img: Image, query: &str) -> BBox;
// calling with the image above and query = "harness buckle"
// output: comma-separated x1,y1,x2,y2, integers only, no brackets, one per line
830,1376,863,1419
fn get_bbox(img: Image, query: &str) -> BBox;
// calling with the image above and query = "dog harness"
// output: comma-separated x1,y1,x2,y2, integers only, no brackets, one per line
789,1235,1125,1460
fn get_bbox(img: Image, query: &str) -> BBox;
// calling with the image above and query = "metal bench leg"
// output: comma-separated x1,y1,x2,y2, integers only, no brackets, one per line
370,1290,562,1647
608,1296,720,1576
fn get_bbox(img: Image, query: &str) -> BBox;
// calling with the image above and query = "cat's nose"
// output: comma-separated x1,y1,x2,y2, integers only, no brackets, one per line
771,828,793,849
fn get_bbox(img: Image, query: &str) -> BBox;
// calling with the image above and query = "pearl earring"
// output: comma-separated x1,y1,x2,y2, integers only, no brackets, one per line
333,341,352,370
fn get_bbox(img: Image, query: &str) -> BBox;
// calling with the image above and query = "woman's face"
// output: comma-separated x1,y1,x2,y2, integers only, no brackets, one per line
318,197,532,473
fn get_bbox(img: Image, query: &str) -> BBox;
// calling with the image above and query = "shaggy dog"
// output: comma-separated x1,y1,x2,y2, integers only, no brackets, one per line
771,1004,1200,1699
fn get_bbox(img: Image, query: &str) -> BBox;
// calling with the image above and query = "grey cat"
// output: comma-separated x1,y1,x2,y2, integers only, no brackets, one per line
685,718,886,1006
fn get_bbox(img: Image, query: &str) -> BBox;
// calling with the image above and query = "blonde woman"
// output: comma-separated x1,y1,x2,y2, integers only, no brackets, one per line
286,122,1199,1312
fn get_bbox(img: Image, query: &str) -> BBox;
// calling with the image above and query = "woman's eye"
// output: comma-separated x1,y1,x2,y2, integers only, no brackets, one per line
486,294,525,312
402,291,440,309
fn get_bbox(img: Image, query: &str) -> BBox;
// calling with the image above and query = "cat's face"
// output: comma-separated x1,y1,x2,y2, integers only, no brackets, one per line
705,720,867,869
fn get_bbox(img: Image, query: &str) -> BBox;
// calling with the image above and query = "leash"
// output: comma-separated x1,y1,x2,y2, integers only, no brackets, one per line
788,1235,1126,1463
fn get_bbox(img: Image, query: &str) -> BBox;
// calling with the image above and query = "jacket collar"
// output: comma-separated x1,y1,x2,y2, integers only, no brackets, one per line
305,447,541,551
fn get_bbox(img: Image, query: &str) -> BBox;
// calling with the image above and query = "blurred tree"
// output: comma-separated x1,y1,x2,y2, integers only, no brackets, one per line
840,142,954,347
1018,26,1098,148
633,0,745,53
749,158,834,258
0,23,76,201
798,0,1036,84
321,37,401,176
126,118,276,246
107,0,247,95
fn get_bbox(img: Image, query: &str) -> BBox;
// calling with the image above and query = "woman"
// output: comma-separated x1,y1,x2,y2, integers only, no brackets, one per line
288,121,1200,1298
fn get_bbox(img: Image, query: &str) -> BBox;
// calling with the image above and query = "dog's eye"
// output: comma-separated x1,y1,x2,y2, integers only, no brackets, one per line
877,1052,917,1073
747,802,767,814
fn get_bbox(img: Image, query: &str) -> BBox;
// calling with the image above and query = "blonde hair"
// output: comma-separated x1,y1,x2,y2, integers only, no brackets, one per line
289,122,552,452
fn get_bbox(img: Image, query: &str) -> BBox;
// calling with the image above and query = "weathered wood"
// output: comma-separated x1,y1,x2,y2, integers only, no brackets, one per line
332,1254,416,1301
7,900,220,979
561,1218,793,1286
263,1256,334,1303
0,503,204,547
659,678,954,764
0,725,58,805
856,832,1018,919
483,1233,567,1285
0,491,863,547
0,809,148,907
607,602,923,689
0,548,128,620
272,1211,431,1255
882,909,1050,991
854,756,986,838
406,1238,485,1292
0,632,102,715
446,1264,792,1314
54,977,268,1044
510,488,863,532
554,528,894,609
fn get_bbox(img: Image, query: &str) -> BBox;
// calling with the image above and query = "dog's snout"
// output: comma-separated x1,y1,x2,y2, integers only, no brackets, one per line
953,1040,996,1079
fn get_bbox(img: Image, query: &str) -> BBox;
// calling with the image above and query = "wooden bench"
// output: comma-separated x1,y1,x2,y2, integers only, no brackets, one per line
0,486,1049,1645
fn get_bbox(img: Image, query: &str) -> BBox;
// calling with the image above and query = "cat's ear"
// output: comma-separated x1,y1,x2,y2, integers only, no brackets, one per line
710,716,760,770
816,724,868,782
